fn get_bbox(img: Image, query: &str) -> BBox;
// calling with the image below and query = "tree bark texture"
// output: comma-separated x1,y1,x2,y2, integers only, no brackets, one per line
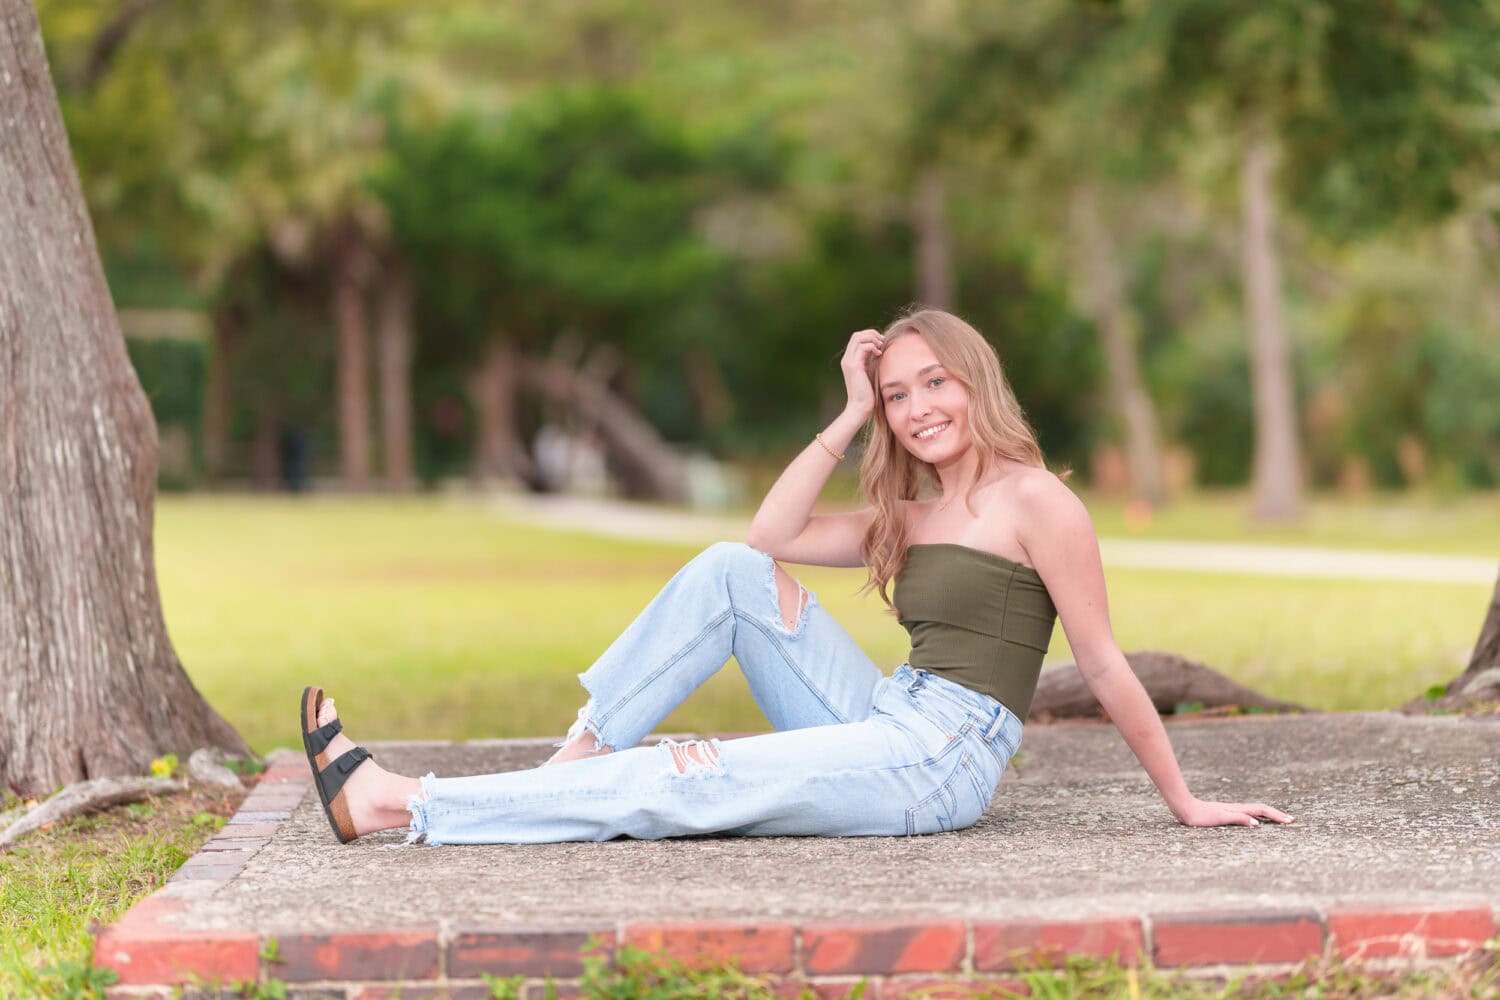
201,308,237,480
334,228,373,491
0,1,248,796
1406,568,1500,712
912,165,955,309
1240,118,1303,521
251,398,279,489
1464,569,1500,679
375,261,414,491
1069,185,1168,506
468,337,533,484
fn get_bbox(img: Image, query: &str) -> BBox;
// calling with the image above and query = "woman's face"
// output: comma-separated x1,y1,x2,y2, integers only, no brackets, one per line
876,334,972,465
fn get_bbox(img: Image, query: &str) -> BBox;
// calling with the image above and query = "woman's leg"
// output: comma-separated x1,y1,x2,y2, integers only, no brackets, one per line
546,541,883,764
412,693,1001,844
314,666,1022,843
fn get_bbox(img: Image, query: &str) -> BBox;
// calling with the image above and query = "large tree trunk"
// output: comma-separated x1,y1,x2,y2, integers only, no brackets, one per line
0,1,248,796
1069,185,1168,506
251,398,279,490
1465,570,1500,681
1405,568,1500,712
682,347,733,438
375,261,414,491
333,227,373,491
468,336,533,484
202,307,237,481
912,165,955,309
1240,117,1303,521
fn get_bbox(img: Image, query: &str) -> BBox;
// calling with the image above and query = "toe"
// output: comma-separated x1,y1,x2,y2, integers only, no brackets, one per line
318,697,338,727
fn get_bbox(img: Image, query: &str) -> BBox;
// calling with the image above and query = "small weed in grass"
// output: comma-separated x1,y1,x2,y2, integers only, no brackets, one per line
148,753,178,779
29,958,118,999
192,810,226,830
482,970,528,998
259,937,285,965
222,755,267,777
571,940,835,999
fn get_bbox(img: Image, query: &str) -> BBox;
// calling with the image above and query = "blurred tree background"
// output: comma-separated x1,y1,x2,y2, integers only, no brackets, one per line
35,0,1500,515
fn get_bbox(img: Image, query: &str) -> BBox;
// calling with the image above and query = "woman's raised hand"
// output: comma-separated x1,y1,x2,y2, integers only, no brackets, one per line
840,329,884,419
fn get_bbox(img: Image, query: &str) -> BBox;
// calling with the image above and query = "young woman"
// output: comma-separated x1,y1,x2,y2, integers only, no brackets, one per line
300,309,1293,844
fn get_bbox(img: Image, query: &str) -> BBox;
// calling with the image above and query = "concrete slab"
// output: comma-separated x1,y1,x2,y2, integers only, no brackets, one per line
95,711,1500,994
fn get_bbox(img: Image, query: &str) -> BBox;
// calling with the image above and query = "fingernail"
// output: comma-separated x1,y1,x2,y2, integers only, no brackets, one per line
1250,818,1260,826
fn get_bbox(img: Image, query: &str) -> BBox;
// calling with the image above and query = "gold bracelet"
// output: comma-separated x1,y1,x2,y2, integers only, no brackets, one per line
814,433,845,462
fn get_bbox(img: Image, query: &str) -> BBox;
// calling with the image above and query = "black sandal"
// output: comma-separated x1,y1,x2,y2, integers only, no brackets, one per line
300,686,375,844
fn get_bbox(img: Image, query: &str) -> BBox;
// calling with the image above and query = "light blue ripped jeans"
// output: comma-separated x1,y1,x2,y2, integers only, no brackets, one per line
405,542,1024,844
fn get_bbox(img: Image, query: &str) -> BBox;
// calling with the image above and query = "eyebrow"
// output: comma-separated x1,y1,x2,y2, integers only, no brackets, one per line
880,363,944,390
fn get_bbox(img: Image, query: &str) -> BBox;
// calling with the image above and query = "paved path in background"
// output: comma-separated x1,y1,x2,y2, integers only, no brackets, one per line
484,493,1496,585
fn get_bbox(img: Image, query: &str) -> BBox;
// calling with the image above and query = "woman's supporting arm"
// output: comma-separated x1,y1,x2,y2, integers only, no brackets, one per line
1015,474,1294,828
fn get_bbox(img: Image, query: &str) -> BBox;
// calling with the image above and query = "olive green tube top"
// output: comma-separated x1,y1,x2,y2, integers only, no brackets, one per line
892,543,1058,719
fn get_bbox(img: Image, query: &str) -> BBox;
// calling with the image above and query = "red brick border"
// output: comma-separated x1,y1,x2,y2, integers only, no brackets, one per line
449,928,611,979
93,750,1500,995
1327,905,1497,961
802,921,967,975
623,921,797,973
1151,907,1325,966
975,917,1146,971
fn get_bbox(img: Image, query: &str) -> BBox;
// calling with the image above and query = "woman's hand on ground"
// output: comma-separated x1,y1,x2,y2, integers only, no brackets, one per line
1173,798,1295,828
840,329,883,419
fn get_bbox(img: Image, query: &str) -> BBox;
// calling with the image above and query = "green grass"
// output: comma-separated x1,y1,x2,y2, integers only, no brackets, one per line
1082,488,1500,556
152,494,1495,753
0,788,240,999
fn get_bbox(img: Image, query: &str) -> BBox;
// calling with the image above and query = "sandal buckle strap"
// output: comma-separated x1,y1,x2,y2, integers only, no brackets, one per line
320,746,373,804
305,718,343,756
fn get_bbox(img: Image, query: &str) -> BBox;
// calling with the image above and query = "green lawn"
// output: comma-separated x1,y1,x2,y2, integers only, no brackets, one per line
1082,488,1500,556
154,493,1496,754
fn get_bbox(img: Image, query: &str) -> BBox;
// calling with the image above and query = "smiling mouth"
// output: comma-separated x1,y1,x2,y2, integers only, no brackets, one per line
913,422,950,441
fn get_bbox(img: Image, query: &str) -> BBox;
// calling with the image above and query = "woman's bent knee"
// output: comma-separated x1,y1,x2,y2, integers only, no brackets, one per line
697,540,767,575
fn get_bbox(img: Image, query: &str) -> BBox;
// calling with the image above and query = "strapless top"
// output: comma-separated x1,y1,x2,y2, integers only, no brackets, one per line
892,542,1057,718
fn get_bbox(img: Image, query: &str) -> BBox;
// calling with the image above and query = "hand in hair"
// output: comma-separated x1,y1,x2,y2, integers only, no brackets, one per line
839,329,883,419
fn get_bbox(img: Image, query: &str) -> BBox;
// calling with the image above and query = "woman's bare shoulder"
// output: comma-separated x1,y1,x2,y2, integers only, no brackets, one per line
1008,465,1077,501
1008,467,1093,536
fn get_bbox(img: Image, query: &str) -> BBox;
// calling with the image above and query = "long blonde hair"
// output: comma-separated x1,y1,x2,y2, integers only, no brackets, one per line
858,308,1046,611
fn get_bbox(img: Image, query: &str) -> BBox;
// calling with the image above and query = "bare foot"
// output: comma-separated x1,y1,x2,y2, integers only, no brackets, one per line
316,697,423,837
543,729,615,766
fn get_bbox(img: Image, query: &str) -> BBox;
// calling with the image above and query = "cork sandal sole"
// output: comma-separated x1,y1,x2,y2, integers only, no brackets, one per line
300,686,374,844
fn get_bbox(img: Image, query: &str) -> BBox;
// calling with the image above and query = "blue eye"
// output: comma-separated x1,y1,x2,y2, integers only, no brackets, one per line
887,392,906,403
929,377,945,388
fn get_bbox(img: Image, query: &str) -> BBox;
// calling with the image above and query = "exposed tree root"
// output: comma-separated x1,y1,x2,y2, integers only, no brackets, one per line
1403,569,1500,716
1029,650,1311,721
0,776,186,851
